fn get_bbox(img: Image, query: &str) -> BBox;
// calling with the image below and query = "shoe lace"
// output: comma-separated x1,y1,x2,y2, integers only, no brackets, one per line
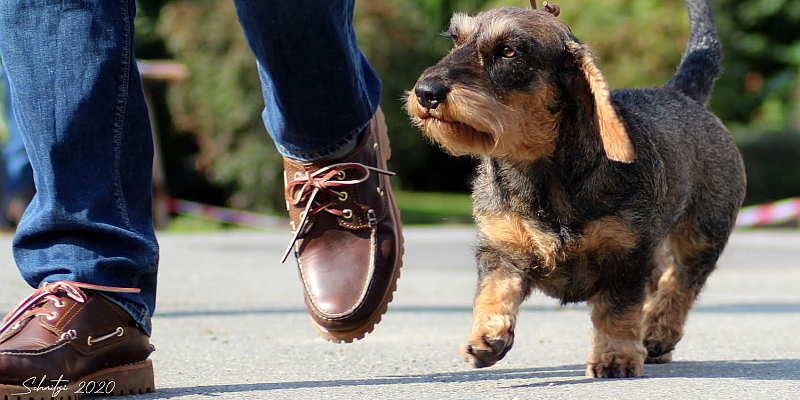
281,162,395,263
0,281,141,337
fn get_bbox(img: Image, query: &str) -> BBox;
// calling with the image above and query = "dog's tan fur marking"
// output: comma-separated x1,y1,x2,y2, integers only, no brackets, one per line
478,213,560,270
669,219,713,267
587,295,647,377
479,214,636,270
576,216,638,254
568,41,635,164
499,88,560,161
643,241,669,315
472,272,525,334
461,271,525,366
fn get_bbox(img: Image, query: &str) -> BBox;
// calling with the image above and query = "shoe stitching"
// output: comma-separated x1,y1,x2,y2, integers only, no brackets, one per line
44,296,91,334
51,298,80,331
0,338,71,356
295,229,375,321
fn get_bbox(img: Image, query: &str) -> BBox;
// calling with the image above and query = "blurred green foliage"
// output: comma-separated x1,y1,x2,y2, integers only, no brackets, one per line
714,0,800,130
736,129,800,205
129,0,799,214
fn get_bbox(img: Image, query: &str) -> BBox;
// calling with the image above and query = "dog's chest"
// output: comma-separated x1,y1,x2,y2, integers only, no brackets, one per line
476,212,638,301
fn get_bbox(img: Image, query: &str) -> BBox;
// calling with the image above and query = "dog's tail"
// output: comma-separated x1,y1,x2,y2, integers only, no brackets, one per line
663,0,721,104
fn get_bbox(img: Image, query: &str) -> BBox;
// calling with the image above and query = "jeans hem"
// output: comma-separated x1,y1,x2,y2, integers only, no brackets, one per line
97,291,153,337
276,110,375,163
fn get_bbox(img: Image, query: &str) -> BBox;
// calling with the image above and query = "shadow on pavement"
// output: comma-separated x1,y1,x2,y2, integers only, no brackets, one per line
127,359,799,398
152,305,549,318
693,302,800,314
152,301,800,319
506,359,800,389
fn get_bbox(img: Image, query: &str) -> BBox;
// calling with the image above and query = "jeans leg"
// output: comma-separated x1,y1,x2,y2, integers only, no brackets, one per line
233,0,382,162
0,0,158,335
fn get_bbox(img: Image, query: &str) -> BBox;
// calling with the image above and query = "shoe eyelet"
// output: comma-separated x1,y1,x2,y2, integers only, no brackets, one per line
373,142,379,151
294,171,303,180
60,329,77,341
45,311,58,321
376,187,384,197
339,191,348,201
336,171,346,180
342,209,353,219
54,299,66,308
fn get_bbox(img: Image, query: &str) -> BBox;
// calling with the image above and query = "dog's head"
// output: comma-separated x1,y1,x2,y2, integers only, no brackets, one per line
406,2,634,163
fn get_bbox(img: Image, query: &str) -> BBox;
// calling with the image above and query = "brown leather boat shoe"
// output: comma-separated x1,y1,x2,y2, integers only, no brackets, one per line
0,281,155,399
281,107,404,343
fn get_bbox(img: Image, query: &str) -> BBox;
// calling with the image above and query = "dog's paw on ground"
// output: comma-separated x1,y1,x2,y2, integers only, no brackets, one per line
460,334,513,368
586,343,646,378
586,355,644,378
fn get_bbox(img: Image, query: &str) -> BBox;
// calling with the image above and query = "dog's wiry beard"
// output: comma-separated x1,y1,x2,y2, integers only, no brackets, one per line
408,85,507,157
420,118,496,156
407,84,559,162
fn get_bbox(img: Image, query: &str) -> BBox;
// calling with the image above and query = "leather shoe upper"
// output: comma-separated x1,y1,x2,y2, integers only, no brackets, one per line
282,108,403,337
0,281,154,385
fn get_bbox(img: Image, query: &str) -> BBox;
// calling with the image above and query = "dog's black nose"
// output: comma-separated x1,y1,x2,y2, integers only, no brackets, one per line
415,79,450,110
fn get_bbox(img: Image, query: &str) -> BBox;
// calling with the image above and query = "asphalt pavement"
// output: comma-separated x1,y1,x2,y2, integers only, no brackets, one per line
1,227,798,399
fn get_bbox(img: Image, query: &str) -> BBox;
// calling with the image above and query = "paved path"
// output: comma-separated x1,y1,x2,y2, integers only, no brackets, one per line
1,228,799,399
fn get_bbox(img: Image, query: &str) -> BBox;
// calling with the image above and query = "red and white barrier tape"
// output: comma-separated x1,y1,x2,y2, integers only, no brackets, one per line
166,197,287,229
165,196,800,230
735,197,800,229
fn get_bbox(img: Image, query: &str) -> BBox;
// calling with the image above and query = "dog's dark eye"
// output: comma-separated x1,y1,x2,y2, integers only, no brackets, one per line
500,46,516,58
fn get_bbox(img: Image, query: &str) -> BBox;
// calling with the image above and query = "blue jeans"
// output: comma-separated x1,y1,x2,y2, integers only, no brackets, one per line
234,0,382,161
0,0,381,335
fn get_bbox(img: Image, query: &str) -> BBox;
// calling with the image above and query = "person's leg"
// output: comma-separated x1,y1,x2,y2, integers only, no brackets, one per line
0,0,157,396
234,0,382,161
233,0,403,342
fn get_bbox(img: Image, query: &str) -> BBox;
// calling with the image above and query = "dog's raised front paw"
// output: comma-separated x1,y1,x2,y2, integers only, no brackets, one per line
460,334,512,368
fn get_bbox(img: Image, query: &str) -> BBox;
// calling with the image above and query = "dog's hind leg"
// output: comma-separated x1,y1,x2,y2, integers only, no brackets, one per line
460,269,526,368
642,219,718,363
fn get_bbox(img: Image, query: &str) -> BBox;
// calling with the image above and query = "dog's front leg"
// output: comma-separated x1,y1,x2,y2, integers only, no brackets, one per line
461,268,526,368
586,293,647,378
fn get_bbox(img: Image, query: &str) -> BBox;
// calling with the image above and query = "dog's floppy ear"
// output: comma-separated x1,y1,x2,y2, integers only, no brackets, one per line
566,41,635,163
